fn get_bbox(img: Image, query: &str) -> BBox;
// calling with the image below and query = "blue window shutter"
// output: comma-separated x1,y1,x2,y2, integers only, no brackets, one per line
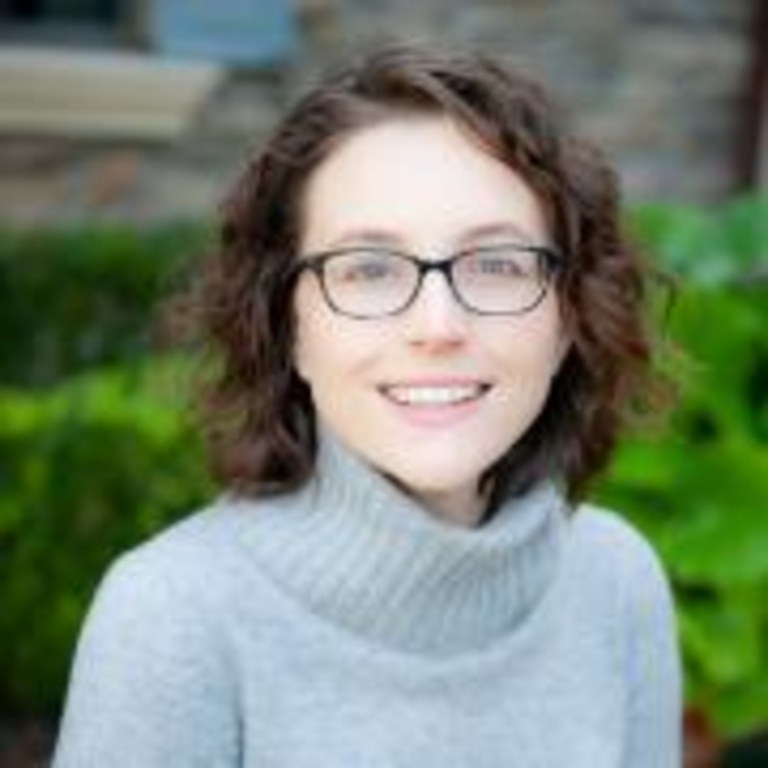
148,0,298,66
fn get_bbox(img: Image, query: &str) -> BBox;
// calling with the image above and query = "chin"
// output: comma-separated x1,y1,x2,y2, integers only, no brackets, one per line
380,461,485,498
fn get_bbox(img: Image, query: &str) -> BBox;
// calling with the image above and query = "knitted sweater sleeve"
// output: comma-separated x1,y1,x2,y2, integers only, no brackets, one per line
621,528,683,768
52,549,240,768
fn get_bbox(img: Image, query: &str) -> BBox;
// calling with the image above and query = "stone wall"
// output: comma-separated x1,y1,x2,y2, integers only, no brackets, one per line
0,0,757,225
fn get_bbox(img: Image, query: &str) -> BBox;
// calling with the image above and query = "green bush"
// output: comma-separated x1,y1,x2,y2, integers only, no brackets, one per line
629,195,767,286
598,195,768,736
0,359,211,713
0,224,209,387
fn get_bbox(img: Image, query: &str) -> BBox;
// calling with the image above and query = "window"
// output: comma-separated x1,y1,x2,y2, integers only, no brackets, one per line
0,0,128,46
0,0,296,140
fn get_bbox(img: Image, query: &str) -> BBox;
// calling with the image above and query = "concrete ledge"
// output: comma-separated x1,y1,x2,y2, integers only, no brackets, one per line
0,46,224,140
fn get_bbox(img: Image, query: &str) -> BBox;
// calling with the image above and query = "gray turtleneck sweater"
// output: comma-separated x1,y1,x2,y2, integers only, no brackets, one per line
53,433,682,767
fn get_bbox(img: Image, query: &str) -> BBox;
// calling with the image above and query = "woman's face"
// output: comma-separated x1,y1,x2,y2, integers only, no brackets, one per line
293,116,569,526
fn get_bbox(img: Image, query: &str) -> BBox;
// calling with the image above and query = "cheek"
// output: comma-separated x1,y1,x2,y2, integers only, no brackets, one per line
292,317,321,389
552,296,574,368
293,334,310,383
293,322,330,388
537,298,570,377
292,280,328,383
292,300,379,389
496,309,569,382
553,331,572,374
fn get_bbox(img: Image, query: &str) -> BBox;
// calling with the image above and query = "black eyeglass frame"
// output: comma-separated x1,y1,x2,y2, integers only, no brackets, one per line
288,243,563,319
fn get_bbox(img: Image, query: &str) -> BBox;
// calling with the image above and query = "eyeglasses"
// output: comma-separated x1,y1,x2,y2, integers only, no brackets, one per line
290,243,562,319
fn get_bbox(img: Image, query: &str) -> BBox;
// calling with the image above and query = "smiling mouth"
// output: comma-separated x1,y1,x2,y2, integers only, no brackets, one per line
379,383,492,406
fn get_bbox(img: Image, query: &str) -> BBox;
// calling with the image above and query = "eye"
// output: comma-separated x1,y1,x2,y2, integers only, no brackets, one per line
328,251,403,283
459,247,535,279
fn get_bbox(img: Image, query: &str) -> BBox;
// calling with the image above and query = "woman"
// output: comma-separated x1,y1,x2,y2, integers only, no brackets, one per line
53,46,681,767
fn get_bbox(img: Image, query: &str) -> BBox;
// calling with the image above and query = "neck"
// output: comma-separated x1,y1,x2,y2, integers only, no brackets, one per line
405,483,489,528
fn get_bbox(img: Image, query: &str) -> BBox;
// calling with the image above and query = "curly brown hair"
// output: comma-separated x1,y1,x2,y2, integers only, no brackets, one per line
180,45,669,512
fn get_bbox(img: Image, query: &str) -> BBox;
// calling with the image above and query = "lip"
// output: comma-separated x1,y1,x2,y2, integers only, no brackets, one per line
377,378,492,428
379,376,492,388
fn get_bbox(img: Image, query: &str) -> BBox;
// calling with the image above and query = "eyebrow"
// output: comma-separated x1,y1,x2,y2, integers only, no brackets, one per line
325,221,542,251
457,222,540,246
326,229,402,250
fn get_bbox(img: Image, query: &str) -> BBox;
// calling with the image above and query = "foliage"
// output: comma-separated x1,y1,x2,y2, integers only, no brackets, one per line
0,223,209,387
629,195,767,286
0,359,211,713
597,195,768,736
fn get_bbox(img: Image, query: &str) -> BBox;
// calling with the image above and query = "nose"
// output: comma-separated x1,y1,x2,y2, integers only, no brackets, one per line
402,270,470,351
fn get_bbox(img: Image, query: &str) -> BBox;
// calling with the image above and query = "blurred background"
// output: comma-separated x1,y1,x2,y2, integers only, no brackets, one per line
0,1,766,766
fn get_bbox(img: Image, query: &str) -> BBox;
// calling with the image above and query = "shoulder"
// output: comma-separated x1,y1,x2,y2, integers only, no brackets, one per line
55,504,252,765
567,506,683,748
568,504,668,580
83,498,264,641
564,504,677,629
103,502,242,595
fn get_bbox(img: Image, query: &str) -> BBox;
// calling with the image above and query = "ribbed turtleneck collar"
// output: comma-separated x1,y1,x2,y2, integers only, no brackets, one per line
236,429,568,656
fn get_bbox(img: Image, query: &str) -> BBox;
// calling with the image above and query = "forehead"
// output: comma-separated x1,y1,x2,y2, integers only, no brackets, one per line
300,116,548,250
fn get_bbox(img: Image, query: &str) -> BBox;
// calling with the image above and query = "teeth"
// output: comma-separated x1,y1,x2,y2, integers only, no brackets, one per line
383,384,486,406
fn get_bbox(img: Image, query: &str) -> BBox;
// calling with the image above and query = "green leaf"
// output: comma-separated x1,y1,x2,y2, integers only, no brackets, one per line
679,592,763,686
